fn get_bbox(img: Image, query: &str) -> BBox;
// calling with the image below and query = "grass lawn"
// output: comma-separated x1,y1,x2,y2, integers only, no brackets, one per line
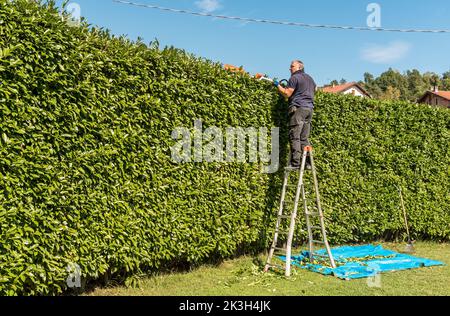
87,242,449,296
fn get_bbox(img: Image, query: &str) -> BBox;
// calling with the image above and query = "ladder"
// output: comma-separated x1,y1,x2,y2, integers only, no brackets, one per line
264,146,336,277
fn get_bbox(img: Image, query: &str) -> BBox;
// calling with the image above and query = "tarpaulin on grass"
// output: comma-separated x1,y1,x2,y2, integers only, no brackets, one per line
280,245,444,280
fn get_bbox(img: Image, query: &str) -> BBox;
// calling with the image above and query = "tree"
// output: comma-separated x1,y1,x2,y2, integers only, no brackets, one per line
443,70,450,80
375,68,408,100
330,80,339,86
406,69,428,101
364,72,375,85
363,72,382,99
431,74,440,87
325,69,449,100
381,86,401,100
423,72,440,90
442,78,450,91
442,71,450,90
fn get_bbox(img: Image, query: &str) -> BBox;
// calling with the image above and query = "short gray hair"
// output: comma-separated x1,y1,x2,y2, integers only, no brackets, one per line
293,60,304,70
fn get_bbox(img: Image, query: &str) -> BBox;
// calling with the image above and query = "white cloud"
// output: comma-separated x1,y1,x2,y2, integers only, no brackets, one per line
361,41,412,64
195,0,222,13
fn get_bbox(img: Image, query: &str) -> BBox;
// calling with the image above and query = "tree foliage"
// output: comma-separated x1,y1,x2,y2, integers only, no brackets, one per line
329,68,450,102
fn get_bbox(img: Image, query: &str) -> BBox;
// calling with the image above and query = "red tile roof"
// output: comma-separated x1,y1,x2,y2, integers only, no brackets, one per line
224,64,245,74
434,91,450,100
322,82,358,94
418,90,450,103
321,82,371,98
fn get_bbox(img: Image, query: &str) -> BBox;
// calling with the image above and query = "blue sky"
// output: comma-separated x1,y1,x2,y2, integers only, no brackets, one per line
56,0,450,86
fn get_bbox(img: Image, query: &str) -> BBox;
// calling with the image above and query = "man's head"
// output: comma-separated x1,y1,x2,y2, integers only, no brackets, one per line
290,60,304,74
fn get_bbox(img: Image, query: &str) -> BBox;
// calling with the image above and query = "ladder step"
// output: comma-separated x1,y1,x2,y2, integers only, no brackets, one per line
306,212,320,217
273,247,286,252
274,230,290,235
311,226,323,230
278,215,291,220
312,240,326,245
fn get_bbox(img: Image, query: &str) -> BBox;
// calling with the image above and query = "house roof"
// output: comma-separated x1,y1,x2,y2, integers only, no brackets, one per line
322,82,358,94
321,82,371,97
223,64,245,74
418,90,450,103
434,91,450,100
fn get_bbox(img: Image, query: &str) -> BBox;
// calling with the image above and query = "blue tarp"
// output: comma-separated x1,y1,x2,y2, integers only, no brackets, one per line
280,245,444,280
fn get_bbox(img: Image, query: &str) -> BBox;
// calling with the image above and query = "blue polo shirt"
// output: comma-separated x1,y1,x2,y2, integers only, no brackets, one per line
287,70,316,109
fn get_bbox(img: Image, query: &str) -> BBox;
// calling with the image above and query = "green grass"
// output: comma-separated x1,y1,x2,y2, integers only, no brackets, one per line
86,242,449,296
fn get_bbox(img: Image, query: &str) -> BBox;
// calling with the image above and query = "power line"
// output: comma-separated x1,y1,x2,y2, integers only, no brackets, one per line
113,0,450,34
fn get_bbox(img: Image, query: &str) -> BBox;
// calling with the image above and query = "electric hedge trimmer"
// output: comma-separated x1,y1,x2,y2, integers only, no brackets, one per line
255,74,288,88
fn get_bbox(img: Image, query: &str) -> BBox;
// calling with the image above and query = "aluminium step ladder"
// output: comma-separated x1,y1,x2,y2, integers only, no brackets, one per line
264,146,336,277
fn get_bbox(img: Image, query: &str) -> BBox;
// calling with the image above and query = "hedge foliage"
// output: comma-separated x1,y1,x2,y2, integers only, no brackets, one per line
0,1,449,295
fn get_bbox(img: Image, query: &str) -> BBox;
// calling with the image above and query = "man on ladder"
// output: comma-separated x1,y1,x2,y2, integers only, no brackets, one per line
274,60,315,169
265,60,336,277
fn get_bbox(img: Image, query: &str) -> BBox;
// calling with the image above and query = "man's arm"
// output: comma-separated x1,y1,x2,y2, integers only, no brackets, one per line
278,85,295,98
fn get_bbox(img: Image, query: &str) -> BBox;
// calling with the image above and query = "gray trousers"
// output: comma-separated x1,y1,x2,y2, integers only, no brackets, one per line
288,106,313,166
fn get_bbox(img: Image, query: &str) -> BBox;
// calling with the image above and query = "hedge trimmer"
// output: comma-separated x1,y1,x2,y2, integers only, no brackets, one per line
256,74,288,88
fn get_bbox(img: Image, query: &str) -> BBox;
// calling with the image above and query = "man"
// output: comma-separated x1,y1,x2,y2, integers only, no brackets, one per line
275,60,316,169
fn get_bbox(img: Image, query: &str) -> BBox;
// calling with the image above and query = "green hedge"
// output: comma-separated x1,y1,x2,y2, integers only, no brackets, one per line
312,94,450,244
0,1,449,295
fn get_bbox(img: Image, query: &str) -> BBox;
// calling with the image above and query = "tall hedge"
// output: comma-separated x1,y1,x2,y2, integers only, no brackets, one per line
0,1,449,295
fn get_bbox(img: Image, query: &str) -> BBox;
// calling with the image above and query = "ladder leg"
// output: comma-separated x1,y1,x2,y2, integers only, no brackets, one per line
285,150,308,277
303,184,314,261
310,152,336,269
265,170,290,272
